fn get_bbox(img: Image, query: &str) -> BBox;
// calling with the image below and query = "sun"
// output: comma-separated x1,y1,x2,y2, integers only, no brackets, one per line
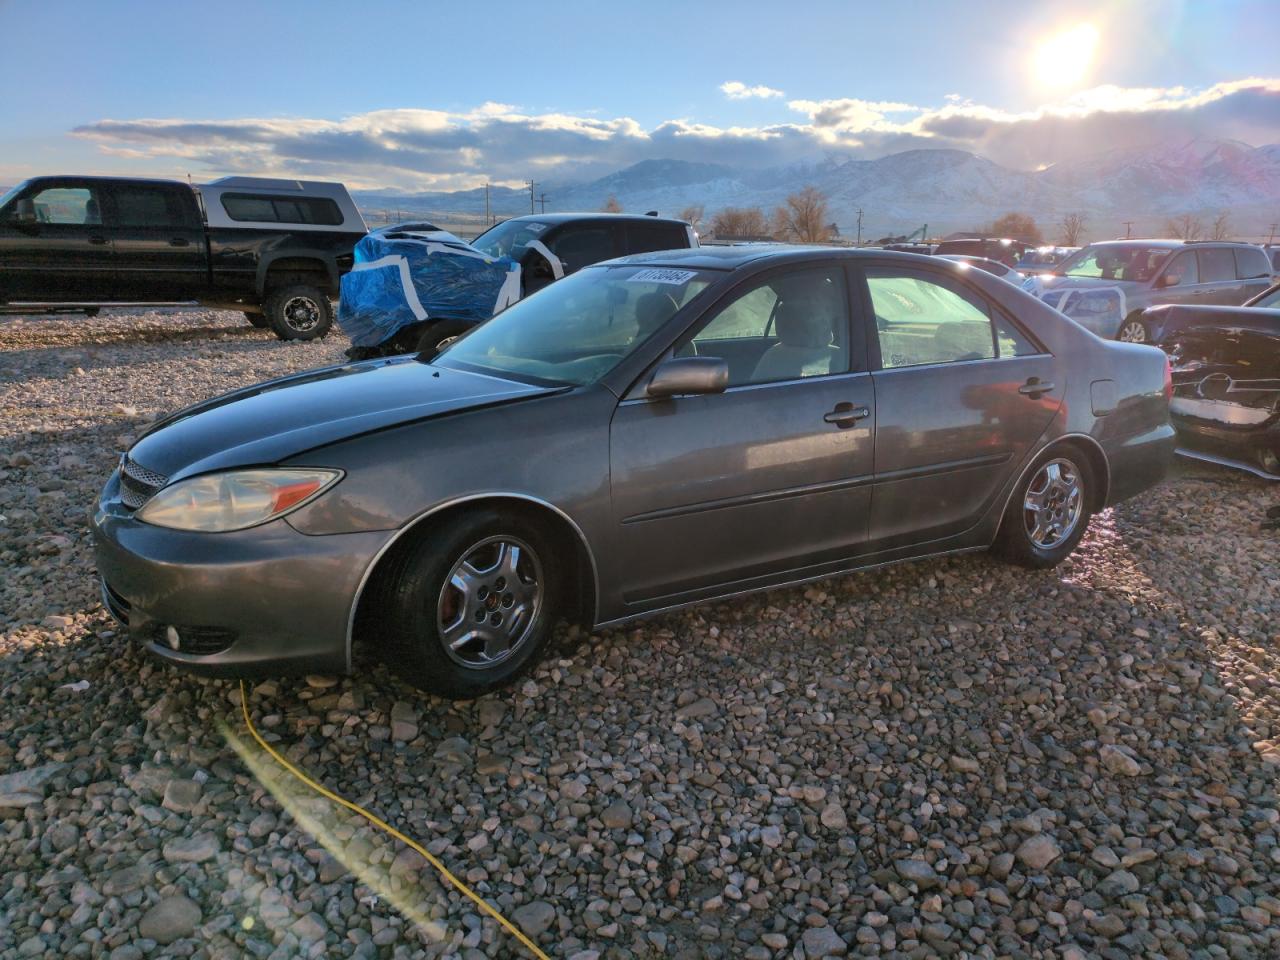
1032,24,1099,89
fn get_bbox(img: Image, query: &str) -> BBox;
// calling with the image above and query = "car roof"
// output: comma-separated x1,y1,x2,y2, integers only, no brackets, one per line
1087,239,1184,249
497,212,688,226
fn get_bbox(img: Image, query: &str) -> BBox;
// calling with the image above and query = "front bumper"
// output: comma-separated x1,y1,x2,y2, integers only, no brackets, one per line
1170,408,1280,478
91,472,390,678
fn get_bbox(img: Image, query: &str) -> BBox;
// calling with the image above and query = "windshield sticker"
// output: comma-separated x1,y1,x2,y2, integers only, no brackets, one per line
628,268,698,285
524,222,548,234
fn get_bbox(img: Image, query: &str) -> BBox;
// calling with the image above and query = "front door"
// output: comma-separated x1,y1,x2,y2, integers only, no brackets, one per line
610,264,875,607
106,183,207,300
860,265,1062,548
0,180,115,301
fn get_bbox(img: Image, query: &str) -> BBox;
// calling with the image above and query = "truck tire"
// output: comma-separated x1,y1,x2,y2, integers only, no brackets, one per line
415,319,472,355
244,311,269,329
264,285,333,341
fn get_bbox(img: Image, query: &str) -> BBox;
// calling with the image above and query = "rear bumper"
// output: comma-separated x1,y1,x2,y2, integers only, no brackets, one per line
1171,412,1279,477
1103,423,1178,506
91,481,389,678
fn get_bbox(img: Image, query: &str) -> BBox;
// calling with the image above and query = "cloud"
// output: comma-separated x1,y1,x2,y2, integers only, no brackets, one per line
68,78,1280,192
720,81,784,100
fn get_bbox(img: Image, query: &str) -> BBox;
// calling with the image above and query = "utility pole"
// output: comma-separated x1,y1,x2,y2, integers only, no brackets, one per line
484,183,490,225
537,193,549,214
1123,221,1134,239
1268,222,1277,246
525,180,535,215
856,208,863,246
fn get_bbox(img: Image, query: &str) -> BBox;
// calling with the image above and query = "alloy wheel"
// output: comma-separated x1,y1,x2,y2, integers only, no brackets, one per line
282,295,321,332
436,536,543,669
1023,458,1084,548
1118,320,1147,343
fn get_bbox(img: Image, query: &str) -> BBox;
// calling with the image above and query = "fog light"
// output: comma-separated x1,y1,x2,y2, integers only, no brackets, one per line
165,626,180,651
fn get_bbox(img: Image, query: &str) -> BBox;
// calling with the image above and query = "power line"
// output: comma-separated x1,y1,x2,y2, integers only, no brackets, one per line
537,193,549,214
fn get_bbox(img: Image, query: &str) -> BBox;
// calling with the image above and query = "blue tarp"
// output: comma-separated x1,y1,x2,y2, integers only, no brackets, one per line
337,233,521,347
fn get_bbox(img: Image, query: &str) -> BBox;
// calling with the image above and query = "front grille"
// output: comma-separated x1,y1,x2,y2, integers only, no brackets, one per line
150,624,236,656
100,578,131,624
120,457,168,510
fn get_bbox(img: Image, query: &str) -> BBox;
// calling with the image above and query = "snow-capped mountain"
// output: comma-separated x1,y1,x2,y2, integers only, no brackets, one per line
354,138,1280,240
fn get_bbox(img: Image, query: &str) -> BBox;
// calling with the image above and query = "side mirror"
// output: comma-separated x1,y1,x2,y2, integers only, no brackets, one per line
646,356,728,398
12,198,36,225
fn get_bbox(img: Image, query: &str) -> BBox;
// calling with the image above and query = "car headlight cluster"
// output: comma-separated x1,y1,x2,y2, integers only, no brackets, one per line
136,468,342,532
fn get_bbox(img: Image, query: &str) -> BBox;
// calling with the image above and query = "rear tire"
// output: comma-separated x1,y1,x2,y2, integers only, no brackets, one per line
244,310,269,329
993,446,1094,569
415,319,472,355
1117,314,1149,343
264,285,333,341
383,509,561,699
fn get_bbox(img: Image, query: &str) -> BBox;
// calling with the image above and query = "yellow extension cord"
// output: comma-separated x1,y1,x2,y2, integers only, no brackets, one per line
238,680,552,960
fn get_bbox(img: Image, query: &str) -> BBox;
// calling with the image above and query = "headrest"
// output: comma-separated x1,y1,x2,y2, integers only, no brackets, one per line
775,298,833,348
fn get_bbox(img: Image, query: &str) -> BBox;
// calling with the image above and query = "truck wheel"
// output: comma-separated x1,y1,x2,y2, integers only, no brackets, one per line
416,320,472,355
264,285,333,341
244,311,269,329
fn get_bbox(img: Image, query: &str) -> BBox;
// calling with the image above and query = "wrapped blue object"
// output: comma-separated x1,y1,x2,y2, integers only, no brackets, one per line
338,232,521,347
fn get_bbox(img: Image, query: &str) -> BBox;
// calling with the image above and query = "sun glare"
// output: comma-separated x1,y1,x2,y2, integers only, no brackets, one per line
1032,24,1098,89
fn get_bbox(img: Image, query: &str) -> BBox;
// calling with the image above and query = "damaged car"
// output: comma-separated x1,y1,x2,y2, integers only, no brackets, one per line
1156,303,1280,478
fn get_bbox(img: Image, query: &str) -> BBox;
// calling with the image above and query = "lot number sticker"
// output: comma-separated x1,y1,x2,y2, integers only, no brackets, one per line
628,268,698,285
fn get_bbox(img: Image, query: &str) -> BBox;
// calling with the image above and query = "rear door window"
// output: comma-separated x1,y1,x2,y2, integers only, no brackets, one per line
112,186,195,228
1197,247,1236,283
1233,247,1271,280
866,269,997,368
625,221,688,255
548,224,619,273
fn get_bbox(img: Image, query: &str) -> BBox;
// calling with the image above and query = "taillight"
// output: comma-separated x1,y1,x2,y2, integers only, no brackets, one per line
1162,356,1172,403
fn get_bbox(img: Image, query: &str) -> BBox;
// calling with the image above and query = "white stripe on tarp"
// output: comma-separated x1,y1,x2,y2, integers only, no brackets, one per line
525,239,564,280
350,254,428,322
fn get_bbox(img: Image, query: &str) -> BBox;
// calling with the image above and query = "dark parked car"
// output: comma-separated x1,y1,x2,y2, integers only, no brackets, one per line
92,247,1175,697
936,254,1025,284
1148,303,1280,478
933,238,1027,267
0,175,367,339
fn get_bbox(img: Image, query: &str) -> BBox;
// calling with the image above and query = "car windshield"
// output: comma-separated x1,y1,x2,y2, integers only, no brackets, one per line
435,264,714,386
1057,244,1172,283
0,181,28,213
469,219,554,259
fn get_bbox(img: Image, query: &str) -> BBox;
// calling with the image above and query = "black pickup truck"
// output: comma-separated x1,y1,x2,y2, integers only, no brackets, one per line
0,175,368,340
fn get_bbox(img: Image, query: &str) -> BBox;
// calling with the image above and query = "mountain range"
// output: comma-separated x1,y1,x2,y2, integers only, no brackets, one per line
355,138,1280,242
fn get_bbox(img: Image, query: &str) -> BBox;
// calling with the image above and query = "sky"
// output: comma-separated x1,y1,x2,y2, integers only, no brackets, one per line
1,0,1278,192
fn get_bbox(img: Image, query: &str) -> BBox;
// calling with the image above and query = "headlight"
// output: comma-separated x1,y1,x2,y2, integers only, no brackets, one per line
135,468,342,532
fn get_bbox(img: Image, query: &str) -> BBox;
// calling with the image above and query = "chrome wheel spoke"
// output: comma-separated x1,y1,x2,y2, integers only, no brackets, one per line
1023,458,1085,549
436,535,544,671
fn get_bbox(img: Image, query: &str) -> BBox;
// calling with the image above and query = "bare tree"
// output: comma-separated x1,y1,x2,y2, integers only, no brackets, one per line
991,212,1042,245
1059,212,1087,246
1210,211,1232,241
709,206,771,239
1164,213,1204,240
772,186,833,244
678,204,704,230
601,195,623,213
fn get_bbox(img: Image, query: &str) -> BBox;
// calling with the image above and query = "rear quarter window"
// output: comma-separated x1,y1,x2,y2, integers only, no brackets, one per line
1234,247,1271,280
625,222,689,255
221,193,343,226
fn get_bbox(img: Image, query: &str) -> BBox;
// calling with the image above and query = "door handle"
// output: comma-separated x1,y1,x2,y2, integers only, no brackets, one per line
169,237,190,247
88,235,108,246
1018,378,1055,397
824,402,871,428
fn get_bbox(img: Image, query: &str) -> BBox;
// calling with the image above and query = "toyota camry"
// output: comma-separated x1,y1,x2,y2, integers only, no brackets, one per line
92,247,1175,698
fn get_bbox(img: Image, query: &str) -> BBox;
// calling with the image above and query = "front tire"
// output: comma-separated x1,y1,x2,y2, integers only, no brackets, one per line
264,285,333,341
384,510,561,699
993,448,1094,569
415,319,473,355
1117,315,1149,343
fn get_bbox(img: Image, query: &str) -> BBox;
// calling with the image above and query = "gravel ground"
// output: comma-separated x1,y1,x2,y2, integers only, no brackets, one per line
1,309,1277,960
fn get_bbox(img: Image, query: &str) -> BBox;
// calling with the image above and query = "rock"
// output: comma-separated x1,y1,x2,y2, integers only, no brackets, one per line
247,812,276,838
1015,834,1062,871
819,803,847,830
512,900,556,937
292,913,327,942
389,701,418,741
802,925,848,957
162,778,202,812
0,762,65,807
761,825,784,848
894,858,941,890
676,697,718,720
433,736,471,764
138,895,201,944
949,755,980,774
989,852,1015,881
162,832,221,863
601,800,633,829
1099,745,1142,777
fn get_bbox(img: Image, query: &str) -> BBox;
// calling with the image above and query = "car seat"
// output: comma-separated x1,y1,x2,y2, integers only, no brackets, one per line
750,298,842,381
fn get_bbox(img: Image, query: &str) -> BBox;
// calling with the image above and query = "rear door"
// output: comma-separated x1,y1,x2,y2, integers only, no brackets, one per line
609,262,875,606
1233,246,1273,302
0,180,115,300
105,183,207,299
859,264,1062,547
1154,250,1201,304
1195,246,1243,304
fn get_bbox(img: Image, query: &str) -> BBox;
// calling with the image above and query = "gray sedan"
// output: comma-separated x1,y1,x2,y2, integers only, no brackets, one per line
92,247,1176,698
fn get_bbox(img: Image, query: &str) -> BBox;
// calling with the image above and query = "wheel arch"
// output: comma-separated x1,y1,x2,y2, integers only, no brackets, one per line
346,493,600,670
994,433,1111,544
257,252,338,298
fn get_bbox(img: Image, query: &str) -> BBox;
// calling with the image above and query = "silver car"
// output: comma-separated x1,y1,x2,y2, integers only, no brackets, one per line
1028,240,1274,343
93,247,1175,698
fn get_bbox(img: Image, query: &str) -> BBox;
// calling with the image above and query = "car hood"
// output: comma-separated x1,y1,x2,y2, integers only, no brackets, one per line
128,357,562,480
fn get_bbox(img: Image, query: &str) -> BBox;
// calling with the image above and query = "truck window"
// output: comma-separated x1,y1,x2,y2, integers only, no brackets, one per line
1197,247,1235,283
26,186,103,225
113,186,195,228
221,193,343,226
548,225,617,273
626,221,688,255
